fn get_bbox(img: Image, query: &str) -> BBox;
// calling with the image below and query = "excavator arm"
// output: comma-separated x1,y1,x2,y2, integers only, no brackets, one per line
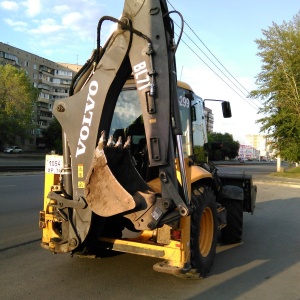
48,0,190,253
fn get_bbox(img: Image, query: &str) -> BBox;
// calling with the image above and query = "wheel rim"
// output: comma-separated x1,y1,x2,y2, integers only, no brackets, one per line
199,207,214,257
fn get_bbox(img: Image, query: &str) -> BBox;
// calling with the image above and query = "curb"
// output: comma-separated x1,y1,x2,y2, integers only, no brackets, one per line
253,179,300,188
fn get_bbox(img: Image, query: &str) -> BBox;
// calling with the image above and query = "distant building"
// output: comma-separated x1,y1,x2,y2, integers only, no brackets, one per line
245,134,276,160
245,134,266,151
0,42,82,150
238,144,258,160
204,107,214,133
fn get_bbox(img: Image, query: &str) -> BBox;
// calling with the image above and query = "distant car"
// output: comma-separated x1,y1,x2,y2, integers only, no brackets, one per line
4,146,23,154
238,158,246,163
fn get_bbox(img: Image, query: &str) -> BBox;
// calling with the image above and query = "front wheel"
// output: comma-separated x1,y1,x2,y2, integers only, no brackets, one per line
190,183,218,278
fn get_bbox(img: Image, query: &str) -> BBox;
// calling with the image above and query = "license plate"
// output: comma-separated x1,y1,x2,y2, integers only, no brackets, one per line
45,155,63,174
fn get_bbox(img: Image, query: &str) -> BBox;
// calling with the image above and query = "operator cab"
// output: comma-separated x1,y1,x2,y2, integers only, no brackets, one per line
109,79,232,182
109,80,196,181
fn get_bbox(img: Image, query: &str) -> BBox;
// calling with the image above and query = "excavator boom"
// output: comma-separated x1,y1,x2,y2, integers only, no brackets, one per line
46,0,189,252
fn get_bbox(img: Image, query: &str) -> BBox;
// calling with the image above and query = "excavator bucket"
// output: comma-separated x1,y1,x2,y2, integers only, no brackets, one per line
85,130,161,231
85,133,136,217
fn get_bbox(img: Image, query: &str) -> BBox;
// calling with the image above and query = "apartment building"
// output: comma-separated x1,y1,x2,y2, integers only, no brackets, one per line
204,107,214,133
0,42,81,150
245,134,266,151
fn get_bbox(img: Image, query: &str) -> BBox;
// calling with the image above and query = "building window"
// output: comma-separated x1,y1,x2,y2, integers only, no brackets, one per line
39,92,49,99
52,78,60,84
33,64,37,70
3,53,19,64
24,61,29,67
55,69,72,77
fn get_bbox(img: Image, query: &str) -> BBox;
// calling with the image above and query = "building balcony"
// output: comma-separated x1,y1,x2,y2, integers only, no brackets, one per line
39,78,54,86
52,91,68,97
54,74,73,80
38,124,48,130
38,83,50,91
38,97,51,104
38,106,51,112
60,80,72,85
37,102,50,108
38,115,52,121
40,66,54,75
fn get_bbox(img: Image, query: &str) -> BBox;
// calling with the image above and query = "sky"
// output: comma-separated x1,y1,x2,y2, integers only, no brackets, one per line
0,0,299,144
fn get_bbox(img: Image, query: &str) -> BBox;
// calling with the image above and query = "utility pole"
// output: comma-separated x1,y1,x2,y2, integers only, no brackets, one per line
277,154,282,172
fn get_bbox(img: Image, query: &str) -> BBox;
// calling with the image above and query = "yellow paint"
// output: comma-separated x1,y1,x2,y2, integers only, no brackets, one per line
99,236,182,266
78,164,84,178
148,162,212,194
78,181,85,188
41,155,63,245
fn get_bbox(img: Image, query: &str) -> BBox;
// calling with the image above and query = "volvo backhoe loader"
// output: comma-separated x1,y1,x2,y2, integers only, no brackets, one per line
39,0,256,278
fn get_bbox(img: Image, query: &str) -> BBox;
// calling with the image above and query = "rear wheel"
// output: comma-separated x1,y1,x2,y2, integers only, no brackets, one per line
221,199,243,244
190,183,218,278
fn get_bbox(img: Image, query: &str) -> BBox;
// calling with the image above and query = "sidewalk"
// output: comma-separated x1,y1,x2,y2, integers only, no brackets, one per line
253,174,300,187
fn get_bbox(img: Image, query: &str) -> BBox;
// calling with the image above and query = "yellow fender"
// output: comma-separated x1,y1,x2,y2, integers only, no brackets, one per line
147,164,212,194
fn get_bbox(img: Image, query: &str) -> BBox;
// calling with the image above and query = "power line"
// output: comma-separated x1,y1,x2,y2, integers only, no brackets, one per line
167,0,260,110
177,26,251,99
177,35,260,110
183,21,251,96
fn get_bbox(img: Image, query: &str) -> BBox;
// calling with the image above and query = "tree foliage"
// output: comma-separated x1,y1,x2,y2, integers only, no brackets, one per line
0,64,38,147
207,132,240,160
41,118,62,153
250,12,300,161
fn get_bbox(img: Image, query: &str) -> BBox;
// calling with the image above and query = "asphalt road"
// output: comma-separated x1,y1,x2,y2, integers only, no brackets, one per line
0,170,300,299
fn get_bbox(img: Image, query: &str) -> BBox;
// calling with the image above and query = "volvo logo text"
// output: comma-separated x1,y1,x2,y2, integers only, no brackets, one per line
75,80,98,157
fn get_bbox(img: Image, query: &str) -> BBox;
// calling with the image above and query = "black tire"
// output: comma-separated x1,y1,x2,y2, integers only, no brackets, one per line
221,199,243,244
190,183,218,278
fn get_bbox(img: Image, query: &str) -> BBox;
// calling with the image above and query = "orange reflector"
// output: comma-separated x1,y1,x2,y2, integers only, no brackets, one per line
171,230,181,241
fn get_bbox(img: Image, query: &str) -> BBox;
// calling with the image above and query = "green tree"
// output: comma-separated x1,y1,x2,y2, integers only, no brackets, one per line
0,64,38,147
41,118,62,153
250,12,300,162
193,145,207,163
208,132,240,160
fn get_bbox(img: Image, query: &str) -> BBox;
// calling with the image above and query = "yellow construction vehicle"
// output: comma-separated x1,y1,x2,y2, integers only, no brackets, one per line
39,0,256,278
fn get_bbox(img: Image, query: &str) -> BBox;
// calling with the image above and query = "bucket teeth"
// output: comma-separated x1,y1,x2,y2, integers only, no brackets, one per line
115,136,122,148
107,135,115,147
98,130,106,150
123,136,131,149
99,131,130,149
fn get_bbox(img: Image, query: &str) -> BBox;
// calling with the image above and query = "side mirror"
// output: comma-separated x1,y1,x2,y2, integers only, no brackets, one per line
222,101,232,118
